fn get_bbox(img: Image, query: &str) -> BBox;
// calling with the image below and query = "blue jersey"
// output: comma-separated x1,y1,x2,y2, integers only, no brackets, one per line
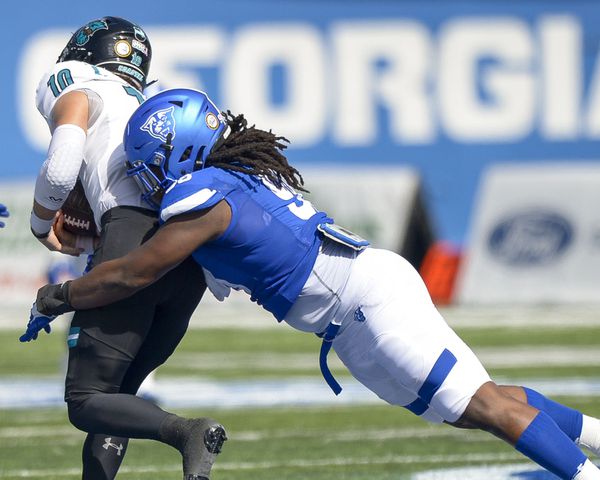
159,167,332,321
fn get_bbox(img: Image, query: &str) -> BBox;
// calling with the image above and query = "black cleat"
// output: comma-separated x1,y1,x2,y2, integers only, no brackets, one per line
182,418,227,480
204,424,227,454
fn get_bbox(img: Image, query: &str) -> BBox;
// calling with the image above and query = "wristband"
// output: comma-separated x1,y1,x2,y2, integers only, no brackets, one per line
30,211,54,238
36,281,74,316
31,227,50,239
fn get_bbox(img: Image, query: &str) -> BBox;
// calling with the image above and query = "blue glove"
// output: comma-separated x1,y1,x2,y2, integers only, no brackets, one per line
0,203,8,228
20,303,56,342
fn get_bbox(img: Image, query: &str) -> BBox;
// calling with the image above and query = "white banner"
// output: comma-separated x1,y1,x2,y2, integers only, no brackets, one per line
456,163,600,303
302,166,421,251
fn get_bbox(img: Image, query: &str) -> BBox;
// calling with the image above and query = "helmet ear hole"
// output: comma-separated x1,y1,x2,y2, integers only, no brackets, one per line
193,146,206,171
179,145,193,164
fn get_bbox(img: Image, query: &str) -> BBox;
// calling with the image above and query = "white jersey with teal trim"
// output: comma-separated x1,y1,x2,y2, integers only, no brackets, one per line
36,60,148,230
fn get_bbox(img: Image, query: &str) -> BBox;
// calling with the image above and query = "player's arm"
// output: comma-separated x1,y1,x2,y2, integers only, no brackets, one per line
37,199,231,314
31,90,88,255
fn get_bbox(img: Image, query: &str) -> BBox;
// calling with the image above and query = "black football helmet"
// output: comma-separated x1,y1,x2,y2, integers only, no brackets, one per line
58,16,152,91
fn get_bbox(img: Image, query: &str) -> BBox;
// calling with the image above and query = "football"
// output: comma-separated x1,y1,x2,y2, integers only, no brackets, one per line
61,179,97,236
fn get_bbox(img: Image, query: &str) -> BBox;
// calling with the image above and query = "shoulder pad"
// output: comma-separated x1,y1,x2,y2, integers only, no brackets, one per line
160,170,224,223
35,61,115,120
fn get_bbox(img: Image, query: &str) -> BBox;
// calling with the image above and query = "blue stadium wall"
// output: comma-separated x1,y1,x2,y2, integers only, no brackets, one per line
2,0,600,246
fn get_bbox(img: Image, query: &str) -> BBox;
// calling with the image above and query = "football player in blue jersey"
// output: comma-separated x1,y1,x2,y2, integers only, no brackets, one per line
28,88,600,480
0,204,8,228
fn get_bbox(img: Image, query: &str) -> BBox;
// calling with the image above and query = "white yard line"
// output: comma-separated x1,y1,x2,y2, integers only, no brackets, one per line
440,305,600,329
0,452,524,478
2,376,600,410
0,424,489,443
165,346,600,371
0,425,79,438
413,462,562,480
2,302,600,330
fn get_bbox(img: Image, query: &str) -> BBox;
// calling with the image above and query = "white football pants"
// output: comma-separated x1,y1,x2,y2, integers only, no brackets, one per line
285,243,491,423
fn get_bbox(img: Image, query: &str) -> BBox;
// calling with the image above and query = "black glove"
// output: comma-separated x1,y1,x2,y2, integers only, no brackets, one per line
36,281,74,316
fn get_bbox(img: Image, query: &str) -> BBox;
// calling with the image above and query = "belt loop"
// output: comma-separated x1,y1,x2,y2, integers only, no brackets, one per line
318,321,342,395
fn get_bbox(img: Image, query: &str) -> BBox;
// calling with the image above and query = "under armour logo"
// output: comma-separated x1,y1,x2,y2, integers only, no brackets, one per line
103,437,123,456
354,306,366,322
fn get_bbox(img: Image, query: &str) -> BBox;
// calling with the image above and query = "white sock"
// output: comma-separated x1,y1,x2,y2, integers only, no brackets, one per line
573,459,600,480
579,415,600,456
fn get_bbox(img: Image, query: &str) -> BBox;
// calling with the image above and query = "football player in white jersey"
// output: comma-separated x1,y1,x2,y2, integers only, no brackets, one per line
29,87,600,480
26,19,226,480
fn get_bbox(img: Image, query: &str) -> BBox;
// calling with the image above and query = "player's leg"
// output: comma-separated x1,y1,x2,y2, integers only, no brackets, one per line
65,290,167,480
79,318,180,480
154,259,227,479
74,207,163,480
119,257,205,395
72,207,223,479
80,434,129,480
77,257,225,480
45,259,125,479
332,248,600,480
119,258,228,479
66,293,224,480
420,327,600,479
497,384,600,456
453,382,600,480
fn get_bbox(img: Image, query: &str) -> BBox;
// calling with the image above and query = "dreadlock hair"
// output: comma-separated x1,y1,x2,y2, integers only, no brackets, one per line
205,111,307,192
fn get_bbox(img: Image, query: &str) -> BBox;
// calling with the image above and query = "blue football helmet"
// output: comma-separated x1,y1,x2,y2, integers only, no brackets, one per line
124,88,227,208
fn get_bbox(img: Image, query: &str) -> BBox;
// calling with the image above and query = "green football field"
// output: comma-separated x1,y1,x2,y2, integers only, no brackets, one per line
1,310,600,479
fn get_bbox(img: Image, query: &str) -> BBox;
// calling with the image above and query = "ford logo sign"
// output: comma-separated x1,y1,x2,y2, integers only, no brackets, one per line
488,211,573,266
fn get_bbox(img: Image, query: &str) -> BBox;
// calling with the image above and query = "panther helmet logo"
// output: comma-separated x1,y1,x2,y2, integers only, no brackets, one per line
75,20,108,46
140,106,176,142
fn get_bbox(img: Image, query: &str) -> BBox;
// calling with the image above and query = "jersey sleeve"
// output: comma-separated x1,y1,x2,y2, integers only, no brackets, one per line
159,169,233,223
35,61,111,123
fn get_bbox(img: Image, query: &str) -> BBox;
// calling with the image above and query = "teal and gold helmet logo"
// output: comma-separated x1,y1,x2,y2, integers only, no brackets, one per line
75,20,108,46
130,52,143,67
133,25,147,42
